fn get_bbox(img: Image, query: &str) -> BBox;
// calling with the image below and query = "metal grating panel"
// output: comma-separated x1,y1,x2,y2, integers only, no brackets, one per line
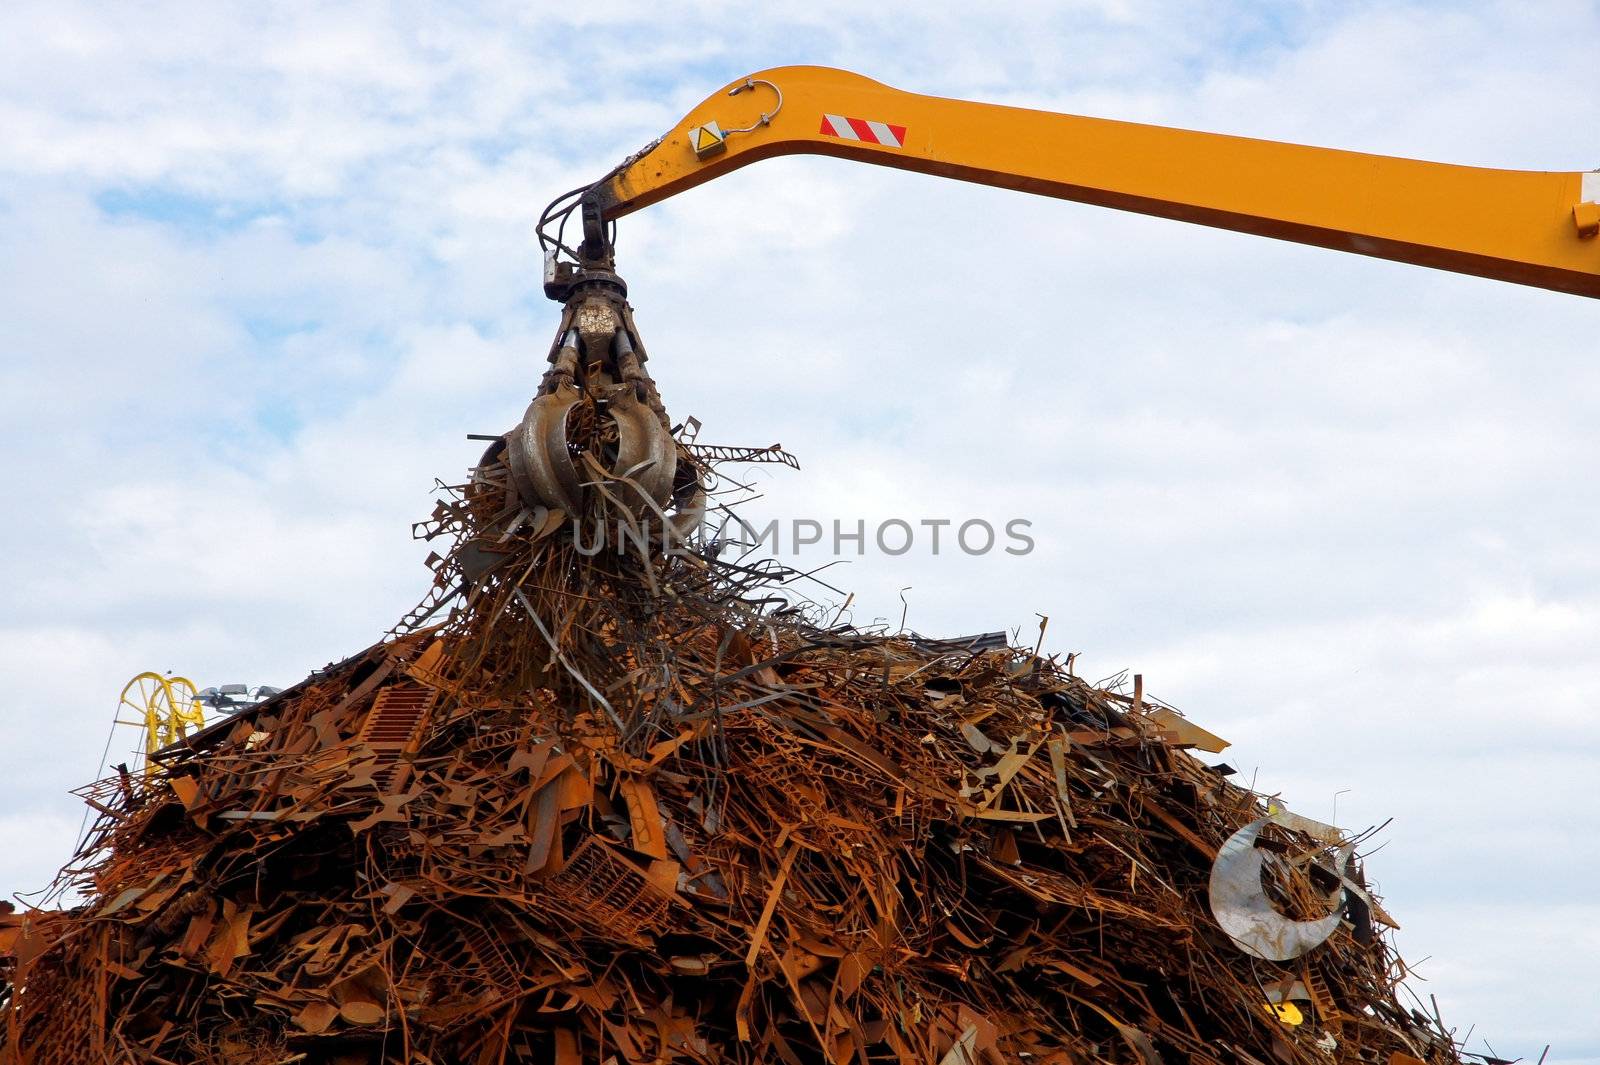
358,683,439,752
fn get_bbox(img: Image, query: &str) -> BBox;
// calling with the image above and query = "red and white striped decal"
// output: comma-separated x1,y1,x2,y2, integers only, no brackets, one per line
819,113,907,149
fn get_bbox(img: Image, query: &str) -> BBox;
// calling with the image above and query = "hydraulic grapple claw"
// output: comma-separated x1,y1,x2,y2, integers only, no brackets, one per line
502,264,696,524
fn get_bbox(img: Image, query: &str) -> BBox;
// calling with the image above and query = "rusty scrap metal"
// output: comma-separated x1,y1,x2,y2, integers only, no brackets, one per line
0,282,1471,1065
1208,817,1352,962
682,442,801,470
0,504,1468,1063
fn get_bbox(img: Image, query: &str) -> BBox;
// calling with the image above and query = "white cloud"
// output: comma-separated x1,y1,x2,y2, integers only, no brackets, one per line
1,2,1596,1059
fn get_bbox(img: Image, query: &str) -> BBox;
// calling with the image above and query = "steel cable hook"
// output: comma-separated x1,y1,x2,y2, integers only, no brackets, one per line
722,77,783,134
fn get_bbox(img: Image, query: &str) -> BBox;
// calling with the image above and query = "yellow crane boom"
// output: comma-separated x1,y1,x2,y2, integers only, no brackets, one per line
588,65,1600,298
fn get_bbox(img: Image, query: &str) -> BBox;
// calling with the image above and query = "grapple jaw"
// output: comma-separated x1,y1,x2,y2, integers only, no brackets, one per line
503,264,696,525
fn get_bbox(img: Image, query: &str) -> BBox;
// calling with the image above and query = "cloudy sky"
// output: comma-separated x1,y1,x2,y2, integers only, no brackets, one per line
2,1,1596,1058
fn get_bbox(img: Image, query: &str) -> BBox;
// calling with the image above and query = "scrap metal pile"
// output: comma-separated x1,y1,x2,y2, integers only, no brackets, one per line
2,275,1466,1065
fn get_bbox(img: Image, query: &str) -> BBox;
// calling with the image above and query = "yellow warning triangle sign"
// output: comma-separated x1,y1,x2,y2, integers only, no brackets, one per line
690,122,726,158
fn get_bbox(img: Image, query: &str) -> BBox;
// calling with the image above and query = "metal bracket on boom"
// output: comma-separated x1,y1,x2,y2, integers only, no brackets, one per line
579,192,611,262
543,190,620,303
1577,171,1600,238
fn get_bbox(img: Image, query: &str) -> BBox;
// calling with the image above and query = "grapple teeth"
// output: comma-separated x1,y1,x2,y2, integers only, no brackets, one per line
507,384,584,515
609,387,677,511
